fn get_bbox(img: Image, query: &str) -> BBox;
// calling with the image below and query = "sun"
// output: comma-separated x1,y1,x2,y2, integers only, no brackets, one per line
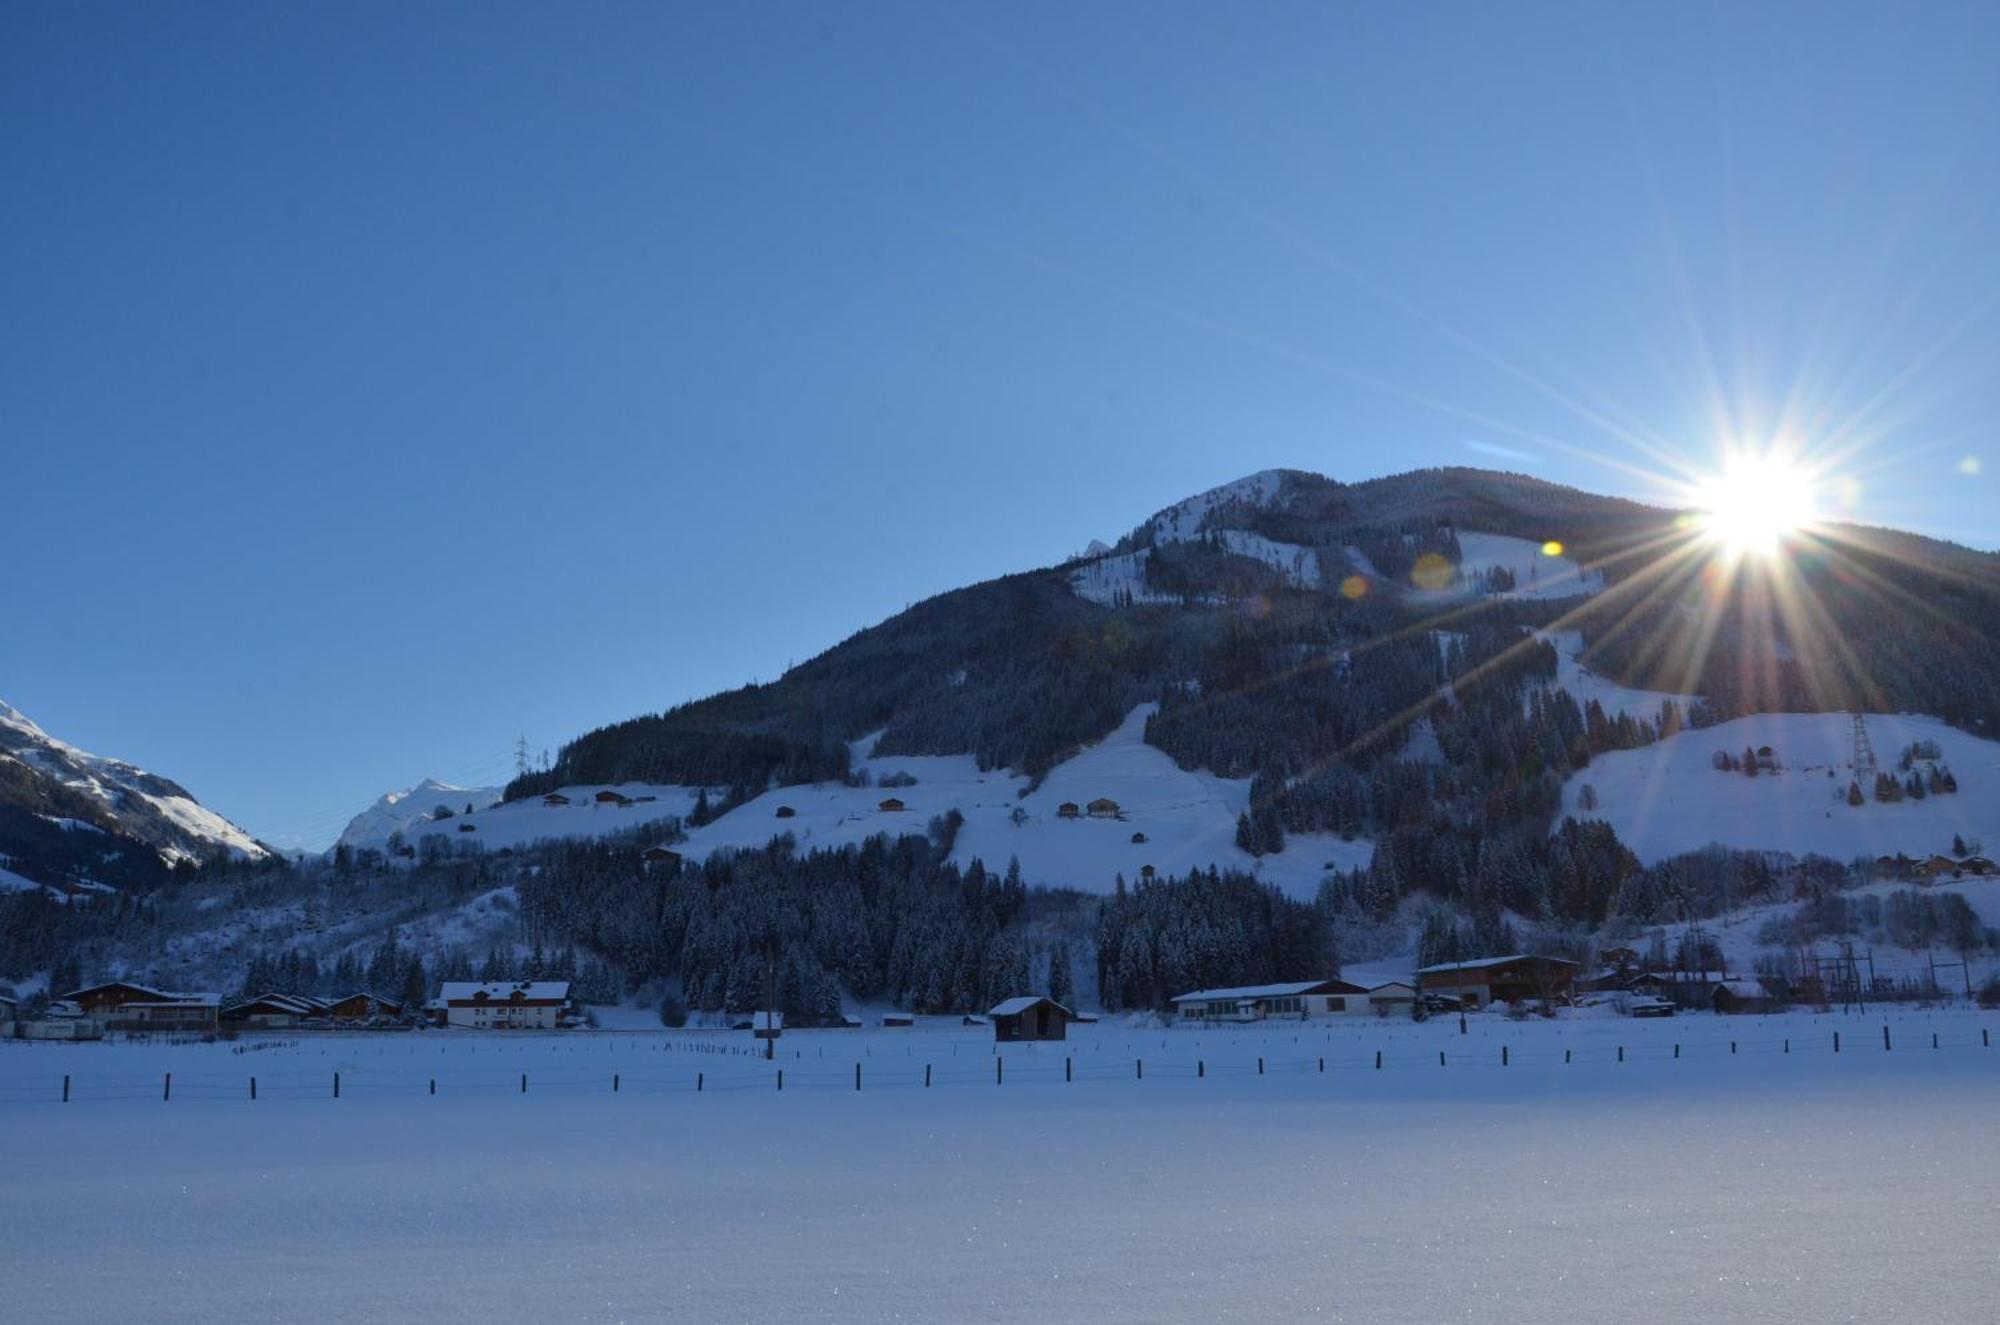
1692,453,1818,557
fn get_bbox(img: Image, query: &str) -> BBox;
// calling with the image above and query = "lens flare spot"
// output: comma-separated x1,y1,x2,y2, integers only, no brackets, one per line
1339,574,1369,600
1540,540,1564,558
1960,456,1983,476
1411,553,1454,591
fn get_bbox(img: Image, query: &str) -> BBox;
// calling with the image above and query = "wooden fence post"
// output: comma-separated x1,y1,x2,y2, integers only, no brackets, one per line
855,1063,862,1091
62,1074,70,1104
1317,1056,1324,1073
1834,1031,1841,1053
1617,1046,1623,1063
429,1078,435,1095
1564,1048,1571,1064
1374,1050,1381,1070
1136,1058,1143,1080
613,1073,620,1093
1883,1025,1891,1051
520,1073,527,1094
1673,1044,1679,1059
996,1057,1003,1086
1501,1046,1508,1066
1064,1058,1071,1083
1198,1059,1204,1079
163,1072,171,1102
334,1071,341,1098
924,1064,931,1088
1439,1051,1446,1067
776,1069,783,1091
1257,1057,1264,1076
250,1076,257,1100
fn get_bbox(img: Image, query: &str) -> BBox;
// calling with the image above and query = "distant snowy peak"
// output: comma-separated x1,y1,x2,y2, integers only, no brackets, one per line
0,698,268,865
336,777,504,852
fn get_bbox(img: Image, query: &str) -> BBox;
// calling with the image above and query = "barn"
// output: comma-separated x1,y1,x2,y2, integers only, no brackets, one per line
1170,979,1371,1021
775,805,796,818
1415,955,1579,1008
1711,980,1775,1014
641,845,682,869
62,982,224,1031
594,789,633,806
325,992,404,1022
989,996,1071,1041
1056,802,1080,819
542,793,571,807
222,993,315,1028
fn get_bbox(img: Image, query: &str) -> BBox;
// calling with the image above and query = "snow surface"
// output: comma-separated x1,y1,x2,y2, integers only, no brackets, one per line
1565,711,2000,864
1454,531,1603,600
1143,468,1289,543
3,1011,1996,1323
401,784,709,853
675,704,1372,898
1068,549,1179,606
1540,628,1688,720
336,778,504,852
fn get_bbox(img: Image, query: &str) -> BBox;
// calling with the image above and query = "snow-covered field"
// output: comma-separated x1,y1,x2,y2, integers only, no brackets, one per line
1457,531,1603,600
1566,711,2000,864
4,1009,1996,1322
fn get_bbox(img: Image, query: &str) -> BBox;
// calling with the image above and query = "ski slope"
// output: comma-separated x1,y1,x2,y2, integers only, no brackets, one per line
1540,628,1687,720
1455,531,1603,600
1565,711,2000,864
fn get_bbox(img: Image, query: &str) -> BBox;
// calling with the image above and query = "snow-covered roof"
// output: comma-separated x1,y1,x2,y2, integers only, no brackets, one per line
988,996,1072,1018
229,992,316,1014
1169,979,1359,1004
1713,980,1769,999
439,981,571,1003
1367,981,1416,993
1414,954,1580,975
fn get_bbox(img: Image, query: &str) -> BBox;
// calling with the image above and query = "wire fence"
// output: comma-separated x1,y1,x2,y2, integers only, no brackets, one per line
2,1021,1991,1107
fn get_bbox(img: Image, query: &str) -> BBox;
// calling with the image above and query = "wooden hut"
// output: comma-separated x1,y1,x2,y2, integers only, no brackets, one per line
878,797,906,812
775,805,796,818
988,996,1071,1042
1056,802,1081,819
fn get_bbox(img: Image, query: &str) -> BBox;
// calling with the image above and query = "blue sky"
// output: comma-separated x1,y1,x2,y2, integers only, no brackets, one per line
5,2,1996,849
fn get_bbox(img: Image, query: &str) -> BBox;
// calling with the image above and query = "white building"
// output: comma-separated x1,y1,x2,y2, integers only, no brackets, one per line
1171,978,1371,1022
437,981,572,1030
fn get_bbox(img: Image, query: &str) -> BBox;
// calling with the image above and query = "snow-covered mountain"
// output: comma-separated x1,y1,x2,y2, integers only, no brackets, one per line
335,778,504,853
0,699,267,884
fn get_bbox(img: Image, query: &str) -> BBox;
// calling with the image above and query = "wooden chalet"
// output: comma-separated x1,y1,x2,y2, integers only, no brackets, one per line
989,996,1071,1042
62,981,223,1030
222,993,316,1028
878,797,906,813
1086,797,1120,818
1415,954,1579,1008
774,805,796,818
325,992,404,1021
595,789,634,807
542,792,571,807
641,845,682,869
1130,831,1147,844
1711,980,1775,1015
1056,802,1080,819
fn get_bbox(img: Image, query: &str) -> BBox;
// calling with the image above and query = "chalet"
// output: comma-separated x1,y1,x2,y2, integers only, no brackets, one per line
1961,856,1997,876
1366,981,1418,1014
1056,802,1080,819
325,992,404,1021
542,793,571,807
1130,831,1147,844
878,798,906,813
437,980,571,1030
1711,980,1775,1015
641,846,682,869
1916,855,1963,879
1171,978,1371,1021
1139,864,1156,879
1086,797,1120,819
595,789,634,807
989,996,1071,1042
1415,955,1579,1008
775,805,796,819
62,982,223,1030
222,993,315,1028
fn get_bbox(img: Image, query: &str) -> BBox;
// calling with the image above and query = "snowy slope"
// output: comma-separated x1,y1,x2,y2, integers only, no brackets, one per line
1564,711,2000,864
402,783,709,853
1539,629,1687,720
0,699,266,864
336,777,504,852
1143,469,1289,542
1455,531,1603,600
673,704,1371,898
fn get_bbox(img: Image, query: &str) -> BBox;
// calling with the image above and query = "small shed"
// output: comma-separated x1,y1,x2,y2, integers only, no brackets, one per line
878,797,906,813
1711,980,1774,1014
1056,802,1081,819
457,821,476,832
542,793,571,807
882,1012,914,1028
1139,864,1156,879
988,996,1071,1042
1086,797,1119,818
1367,981,1418,1014
775,805,797,819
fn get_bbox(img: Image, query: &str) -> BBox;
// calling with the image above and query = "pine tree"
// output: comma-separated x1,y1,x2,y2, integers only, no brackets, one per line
1048,941,1074,1007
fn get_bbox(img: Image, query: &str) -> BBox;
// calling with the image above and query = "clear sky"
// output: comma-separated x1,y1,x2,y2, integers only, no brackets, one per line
5,2,1997,850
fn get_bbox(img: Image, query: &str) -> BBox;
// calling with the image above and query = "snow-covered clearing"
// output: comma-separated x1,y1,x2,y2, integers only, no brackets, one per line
1456,531,1602,600
1541,628,1687,720
677,704,1372,897
4,1010,1996,1323
1068,549,1179,605
410,783,708,853
1566,711,2000,864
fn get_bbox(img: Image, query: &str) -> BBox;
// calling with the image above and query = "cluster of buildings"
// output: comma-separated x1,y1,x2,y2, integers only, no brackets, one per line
11,980,578,1037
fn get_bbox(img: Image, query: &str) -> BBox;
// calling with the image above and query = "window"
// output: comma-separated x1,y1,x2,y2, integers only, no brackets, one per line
1327,997,1346,1012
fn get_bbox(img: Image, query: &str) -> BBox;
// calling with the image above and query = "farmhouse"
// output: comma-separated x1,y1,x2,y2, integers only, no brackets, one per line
595,790,633,806
775,805,796,818
641,846,682,869
1086,797,1120,818
1171,978,1371,1021
878,798,906,813
1056,802,1080,819
1711,980,1775,1014
1415,955,1579,1008
61,982,223,1031
542,793,571,807
222,993,315,1028
989,996,1070,1041
325,992,403,1021
437,980,571,1030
